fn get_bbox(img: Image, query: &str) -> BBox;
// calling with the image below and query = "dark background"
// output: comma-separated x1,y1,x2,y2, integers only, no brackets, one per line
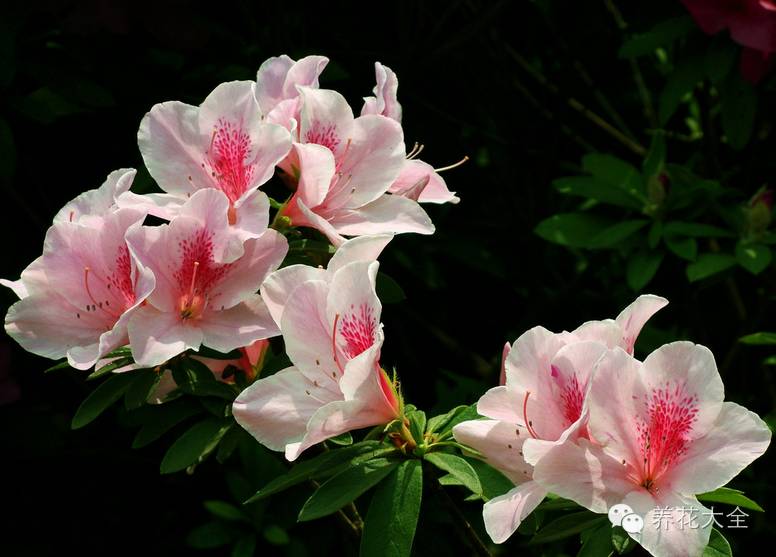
1,1,773,555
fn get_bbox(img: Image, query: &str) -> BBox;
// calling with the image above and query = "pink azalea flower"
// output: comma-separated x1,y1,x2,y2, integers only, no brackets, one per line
255,54,329,131
124,189,287,367
260,233,393,327
361,62,460,205
278,87,434,245
531,343,771,557
54,168,136,224
682,0,776,83
4,207,155,369
233,258,401,461
122,81,292,237
361,61,402,122
452,295,667,543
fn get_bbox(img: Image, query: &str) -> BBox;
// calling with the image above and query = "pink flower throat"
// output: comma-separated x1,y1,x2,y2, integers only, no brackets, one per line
173,230,230,320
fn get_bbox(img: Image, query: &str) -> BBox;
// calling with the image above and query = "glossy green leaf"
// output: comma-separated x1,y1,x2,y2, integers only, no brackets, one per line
703,528,732,557
71,372,139,429
359,460,423,557
577,523,614,557
123,368,161,410
246,441,396,502
87,357,135,380
263,525,290,546
535,213,613,248
643,135,666,178
626,250,664,291
131,399,202,448
686,254,737,282
426,404,478,437
464,458,514,501
665,235,697,261
611,525,636,554
298,457,400,521
647,221,663,249
424,452,482,495
160,417,232,474
664,222,735,238
618,16,695,58
659,54,705,124
552,177,642,209
739,332,776,346
529,511,608,545
204,500,249,522
589,220,649,249
735,243,772,275
327,431,354,446
698,486,764,512
582,154,644,196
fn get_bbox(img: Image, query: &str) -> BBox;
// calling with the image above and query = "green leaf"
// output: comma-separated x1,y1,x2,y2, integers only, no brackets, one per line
735,243,772,275
577,523,614,557
204,500,248,522
71,372,139,429
582,154,645,196
123,369,161,410
44,360,70,373
187,522,235,549
618,16,695,58
643,135,666,178
552,177,642,209
360,460,423,557
659,54,705,124
721,73,757,150
705,36,738,83
627,250,664,291
589,220,649,249
664,222,735,238
103,346,133,359
703,528,732,557
529,511,607,545
611,525,636,554
376,272,407,304
739,332,776,346
173,358,236,399
424,452,482,495
131,399,202,448
246,441,396,502
686,254,737,282
464,458,514,501
216,425,242,463
298,457,400,521
87,357,135,380
231,535,257,557
263,525,290,546
665,235,698,261
536,497,583,512
426,404,478,437
407,409,427,445
160,417,232,474
327,431,354,446
535,213,612,248
698,486,764,512
647,221,663,250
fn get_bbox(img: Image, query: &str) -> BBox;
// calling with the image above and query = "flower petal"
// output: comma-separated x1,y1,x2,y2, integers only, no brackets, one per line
329,194,434,237
668,401,771,494
452,419,533,484
615,294,669,354
128,306,203,367
482,481,547,544
233,365,338,452
199,295,281,353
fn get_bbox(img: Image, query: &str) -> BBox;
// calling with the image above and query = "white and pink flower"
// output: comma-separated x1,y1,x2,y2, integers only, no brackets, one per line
233,252,400,461
122,81,292,239
4,205,154,369
452,295,668,543
531,343,771,557
125,189,287,367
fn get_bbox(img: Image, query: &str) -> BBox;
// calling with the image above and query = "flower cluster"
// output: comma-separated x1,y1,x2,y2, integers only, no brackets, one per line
454,296,771,557
3,54,458,375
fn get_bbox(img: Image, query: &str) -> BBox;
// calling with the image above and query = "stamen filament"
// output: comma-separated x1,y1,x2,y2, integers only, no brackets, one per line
435,155,469,173
522,391,540,439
